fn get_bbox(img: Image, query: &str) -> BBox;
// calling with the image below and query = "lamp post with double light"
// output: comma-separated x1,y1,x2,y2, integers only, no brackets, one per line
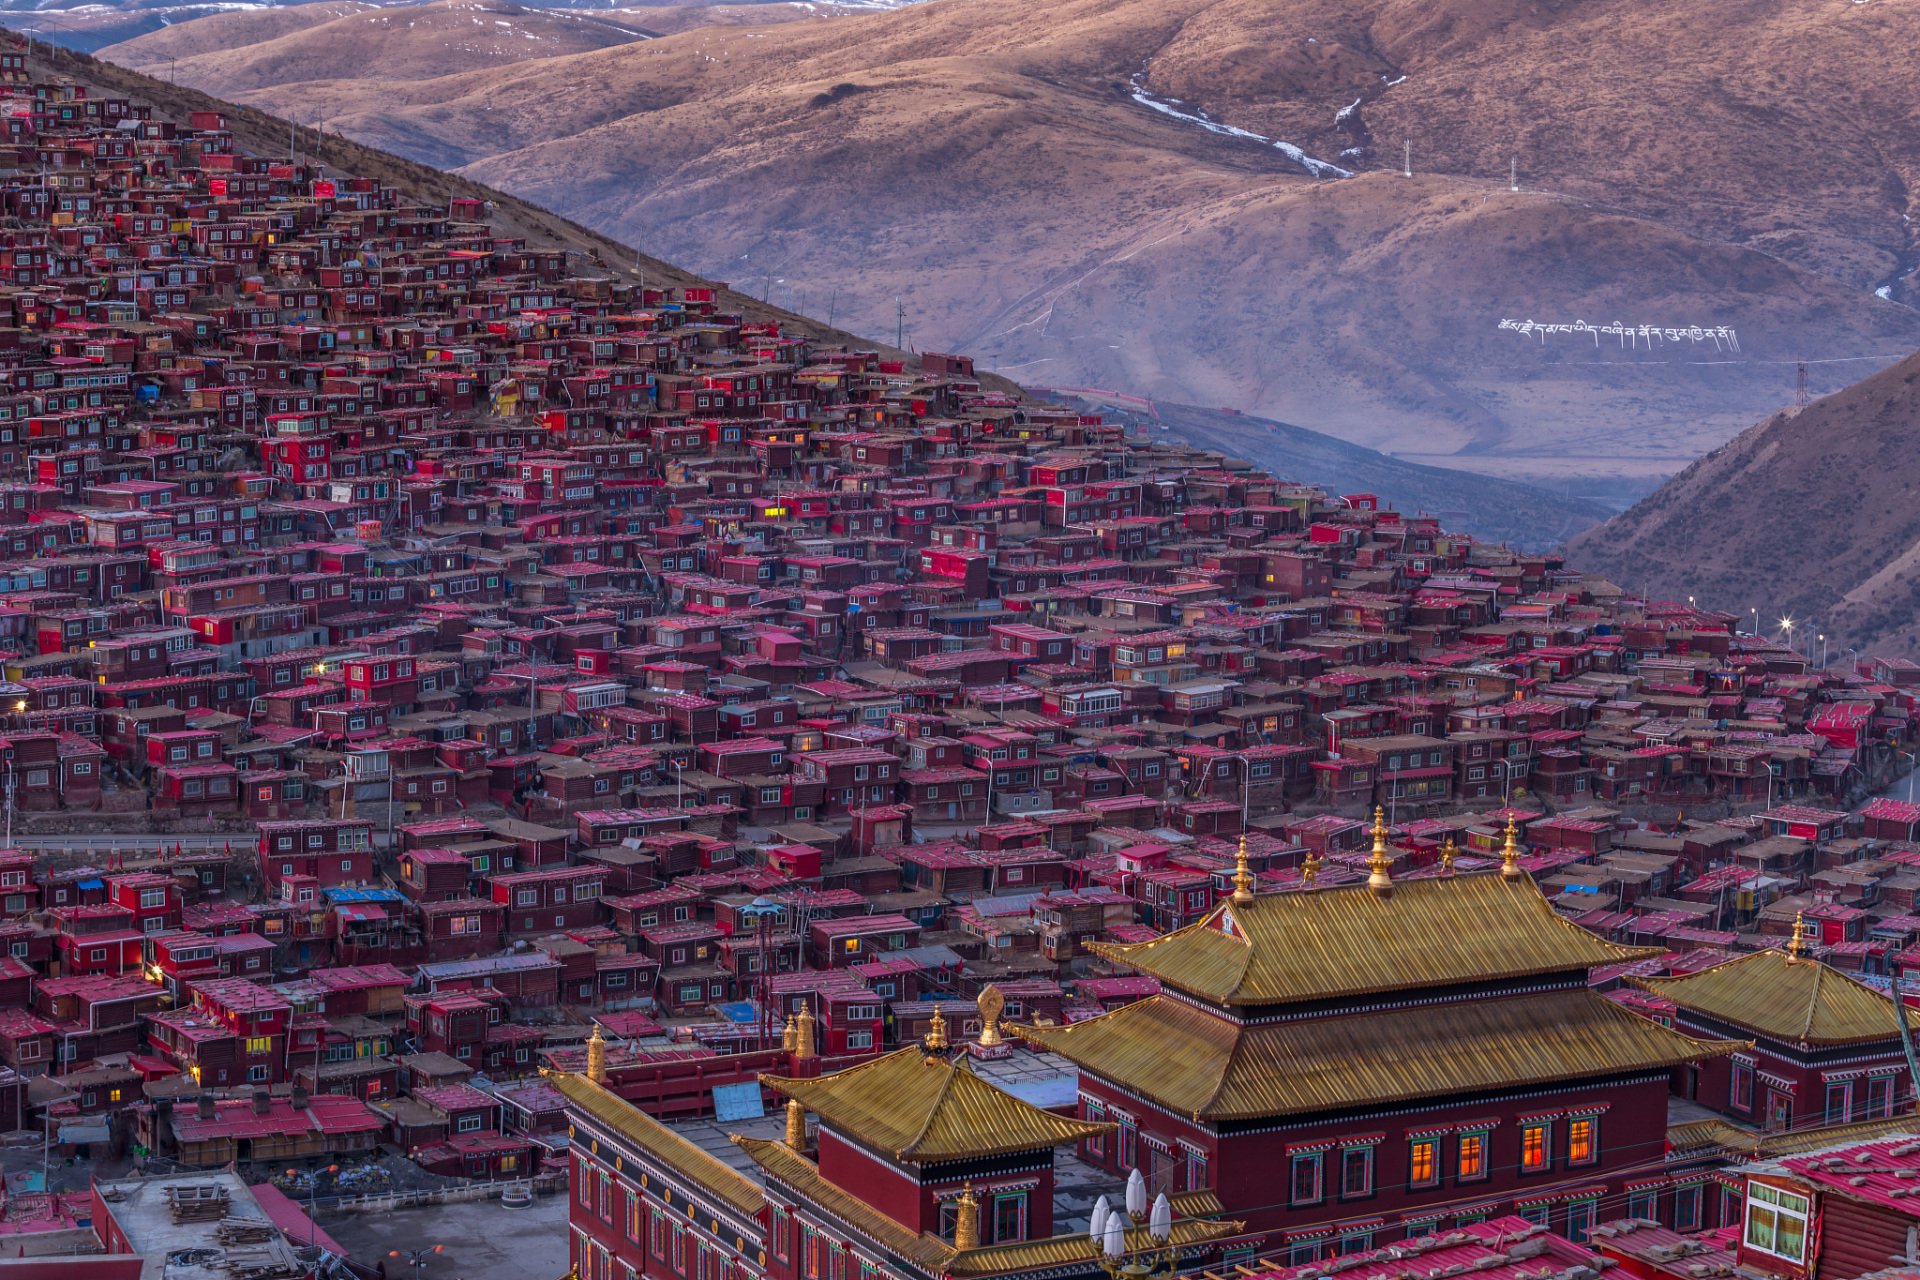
1092,1171,1177,1280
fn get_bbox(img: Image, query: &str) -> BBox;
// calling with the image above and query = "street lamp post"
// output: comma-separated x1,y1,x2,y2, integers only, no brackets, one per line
289,1165,338,1249
525,667,538,752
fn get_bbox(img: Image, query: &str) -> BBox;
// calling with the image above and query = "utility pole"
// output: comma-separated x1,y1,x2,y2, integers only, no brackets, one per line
895,295,904,349
526,667,538,755
1509,157,1518,192
828,289,838,329
1403,140,1412,177
1797,363,1809,408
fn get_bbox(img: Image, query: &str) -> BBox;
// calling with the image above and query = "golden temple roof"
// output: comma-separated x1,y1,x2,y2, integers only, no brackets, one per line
1088,868,1655,1006
762,1045,1114,1162
736,1136,1242,1277
1635,949,1917,1046
1668,1115,1920,1161
546,1070,766,1218
1014,987,1742,1122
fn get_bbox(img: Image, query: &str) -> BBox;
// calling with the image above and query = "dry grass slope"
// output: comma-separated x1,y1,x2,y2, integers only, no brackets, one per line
1566,349,1920,654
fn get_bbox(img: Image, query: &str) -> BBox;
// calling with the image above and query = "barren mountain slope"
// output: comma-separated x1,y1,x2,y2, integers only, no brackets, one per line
1566,349,1920,654
101,0,651,92
95,0,1920,485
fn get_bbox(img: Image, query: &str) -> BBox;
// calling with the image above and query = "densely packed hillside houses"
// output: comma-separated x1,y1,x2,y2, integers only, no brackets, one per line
6,40,1920,1280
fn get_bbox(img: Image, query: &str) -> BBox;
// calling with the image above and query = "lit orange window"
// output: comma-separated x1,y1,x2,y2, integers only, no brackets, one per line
1568,1118,1596,1165
1521,1125,1549,1171
1458,1133,1486,1180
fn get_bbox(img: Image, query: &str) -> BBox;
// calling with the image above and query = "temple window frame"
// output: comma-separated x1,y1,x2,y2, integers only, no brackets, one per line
1288,1152,1324,1206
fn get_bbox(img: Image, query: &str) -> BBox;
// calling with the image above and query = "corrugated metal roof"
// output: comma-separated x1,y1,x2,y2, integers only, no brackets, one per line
1638,950,1916,1045
1088,871,1656,1006
763,1045,1111,1161
1016,987,1742,1121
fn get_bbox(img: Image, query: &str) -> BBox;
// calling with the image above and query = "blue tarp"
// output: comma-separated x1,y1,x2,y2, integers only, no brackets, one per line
713,1082,766,1123
77,878,104,891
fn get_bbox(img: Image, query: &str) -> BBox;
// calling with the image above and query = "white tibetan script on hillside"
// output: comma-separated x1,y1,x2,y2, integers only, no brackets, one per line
1498,319,1740,352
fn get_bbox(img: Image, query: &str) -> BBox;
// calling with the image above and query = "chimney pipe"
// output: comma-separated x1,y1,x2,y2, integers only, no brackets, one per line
251,1088,271,1116
196,1093,215,1121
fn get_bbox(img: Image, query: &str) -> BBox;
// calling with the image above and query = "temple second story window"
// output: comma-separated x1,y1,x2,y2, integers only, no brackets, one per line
1407,1139,1438,1189
1519,1124,1550,1173
1289,1152,1322,1205
1567,1116,1599,1166
1456,1132,1488,1182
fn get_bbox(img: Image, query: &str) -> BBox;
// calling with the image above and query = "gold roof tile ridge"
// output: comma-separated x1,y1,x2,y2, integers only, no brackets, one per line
897,1051,968,1160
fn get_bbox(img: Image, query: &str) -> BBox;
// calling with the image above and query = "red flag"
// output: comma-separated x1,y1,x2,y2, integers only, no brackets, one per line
225,840,231,857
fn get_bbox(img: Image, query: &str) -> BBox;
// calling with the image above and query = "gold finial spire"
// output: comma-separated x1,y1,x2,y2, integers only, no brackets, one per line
782,1013,798,1053
794,1004,817,1059
785,1096,807,1152
924,1005,949,1054
1366,806,1393,894
586,1024,607,1084
1501,814,1524,879
1440,834,1457,876
1786,911,1811,961
954,1184,980,1251
1231,833,1254,905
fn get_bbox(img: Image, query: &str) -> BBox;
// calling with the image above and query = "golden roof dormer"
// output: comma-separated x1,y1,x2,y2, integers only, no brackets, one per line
761,1044,1113,1162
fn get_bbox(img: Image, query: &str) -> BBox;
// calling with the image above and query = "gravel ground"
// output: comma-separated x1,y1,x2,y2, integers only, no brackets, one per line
322,1190,570,1279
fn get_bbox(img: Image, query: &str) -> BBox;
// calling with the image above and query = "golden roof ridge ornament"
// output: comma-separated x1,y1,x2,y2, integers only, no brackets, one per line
1786,911,1811,962
1301,841,1321,889
586,1023,607,1085
1366,806,1393,896
1231,833,1254,905
922,1005,950,1058
785,1096,807,1152
954,1184,981,1251
1440,834,1457,876
794,1004,817,1060
1501,814,1524,880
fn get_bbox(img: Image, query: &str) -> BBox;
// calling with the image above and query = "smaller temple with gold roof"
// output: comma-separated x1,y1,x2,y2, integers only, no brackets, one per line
550,1007,1244,1280
1631,912,1920,1133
